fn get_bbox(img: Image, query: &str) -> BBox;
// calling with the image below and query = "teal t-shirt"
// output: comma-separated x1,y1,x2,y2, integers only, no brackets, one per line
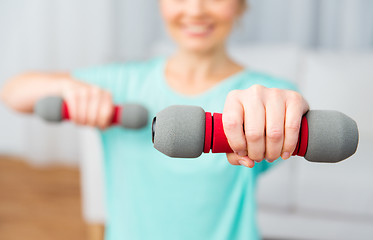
73,57,297,240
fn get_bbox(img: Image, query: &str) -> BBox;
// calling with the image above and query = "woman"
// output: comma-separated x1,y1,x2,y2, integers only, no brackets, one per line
1,0,309,239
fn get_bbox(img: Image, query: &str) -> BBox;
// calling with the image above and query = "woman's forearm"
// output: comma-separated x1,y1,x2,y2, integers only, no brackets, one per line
0,72,72,113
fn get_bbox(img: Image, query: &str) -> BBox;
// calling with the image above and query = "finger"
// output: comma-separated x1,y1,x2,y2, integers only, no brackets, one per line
265,89,285,162
243,94,266,162
64,91,79,124
86,87,101,126
226,153,255,168
282,92,309,159
77,89,89,125
223,90,247,156
97,92,114,129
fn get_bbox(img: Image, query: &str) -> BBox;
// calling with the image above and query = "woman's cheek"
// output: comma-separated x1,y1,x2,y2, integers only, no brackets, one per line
160,1,181,22
211,4,240,32
160,6,181,38
210,0,241,18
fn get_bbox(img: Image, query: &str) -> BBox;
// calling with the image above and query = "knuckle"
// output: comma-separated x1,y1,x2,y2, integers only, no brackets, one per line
265,152,280,161
98,117,109,128
269,88,283,98
249,84,264,98
80,112,87,122
250,84,264,92
227,89,242,100
244,85,267,104
100,90,112,103
288,91,302,102
249,151,265,161
78,88,89,99
103,106,112,118
98,106,109,119
87,119,96,127
223,114,241,131
267,128,283,142
267,88,286,103
233,143,247,153
87,113,98,126
226,154,240,166
285,121,300,132
68,90,80,100
102,117,112,129
96,124,104,130
283,142,296,153
76,118,86,126
90,86,101,96
103,90,112,98
106,101,114,111
245,129,263,142
104,92,113,103
96,114,105,126
266,156,279,162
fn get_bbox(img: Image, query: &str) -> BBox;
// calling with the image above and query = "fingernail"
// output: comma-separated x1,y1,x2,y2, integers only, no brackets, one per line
239,160,249,167
237,151,247,157
282,152,290,160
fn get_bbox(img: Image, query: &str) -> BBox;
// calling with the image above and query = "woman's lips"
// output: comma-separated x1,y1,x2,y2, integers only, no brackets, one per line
182,24,214,37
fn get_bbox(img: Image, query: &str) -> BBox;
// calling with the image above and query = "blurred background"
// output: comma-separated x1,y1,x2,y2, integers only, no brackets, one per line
0,0,372,239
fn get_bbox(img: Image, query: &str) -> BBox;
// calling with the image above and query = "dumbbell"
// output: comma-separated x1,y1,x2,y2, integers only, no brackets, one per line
152,105,359,163
34,96,148,129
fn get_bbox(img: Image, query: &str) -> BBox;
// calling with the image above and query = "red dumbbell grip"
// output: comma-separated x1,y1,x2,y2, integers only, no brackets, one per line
203,112,309,157
61,101,122,124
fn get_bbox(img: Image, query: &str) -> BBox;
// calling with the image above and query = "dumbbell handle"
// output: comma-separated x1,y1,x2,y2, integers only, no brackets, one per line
204,112,309,157
60,101,122,124
35,96,148,129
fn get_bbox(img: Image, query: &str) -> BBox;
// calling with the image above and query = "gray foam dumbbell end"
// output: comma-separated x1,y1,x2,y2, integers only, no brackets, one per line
34,96,63,122
121,103,149,129
305,110,359,163
153,105,205,158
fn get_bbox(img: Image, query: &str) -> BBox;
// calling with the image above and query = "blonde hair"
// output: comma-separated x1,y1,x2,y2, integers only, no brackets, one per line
241,0,248,13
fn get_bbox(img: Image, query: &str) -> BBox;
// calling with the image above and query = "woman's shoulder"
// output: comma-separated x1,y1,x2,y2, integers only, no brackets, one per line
123,57,165,72
72,57,165,102
73,57,164,78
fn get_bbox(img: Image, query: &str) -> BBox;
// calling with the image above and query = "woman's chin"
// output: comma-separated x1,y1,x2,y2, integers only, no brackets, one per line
178,42,219,55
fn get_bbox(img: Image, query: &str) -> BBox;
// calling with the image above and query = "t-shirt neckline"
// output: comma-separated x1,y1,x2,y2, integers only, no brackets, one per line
157,57,249,101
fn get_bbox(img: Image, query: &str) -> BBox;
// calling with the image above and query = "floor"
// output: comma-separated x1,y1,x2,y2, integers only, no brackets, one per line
0,156,282,240
0,156,86,240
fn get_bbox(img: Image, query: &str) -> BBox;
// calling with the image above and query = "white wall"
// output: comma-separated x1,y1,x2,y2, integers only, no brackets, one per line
0,0,372,164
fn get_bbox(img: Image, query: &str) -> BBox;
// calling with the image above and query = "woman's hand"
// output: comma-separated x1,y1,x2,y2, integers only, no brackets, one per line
62,79,114,130
222,84,309,168
1,72,113,130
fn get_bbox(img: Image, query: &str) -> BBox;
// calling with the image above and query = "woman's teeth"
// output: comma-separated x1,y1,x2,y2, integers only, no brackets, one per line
185,25,211,34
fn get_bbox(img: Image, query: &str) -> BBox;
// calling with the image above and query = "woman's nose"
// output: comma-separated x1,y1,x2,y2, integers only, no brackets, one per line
185,0,206,17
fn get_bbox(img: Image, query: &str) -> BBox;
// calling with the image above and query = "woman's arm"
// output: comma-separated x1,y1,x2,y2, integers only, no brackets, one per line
0,72,114,129
0,72,70,113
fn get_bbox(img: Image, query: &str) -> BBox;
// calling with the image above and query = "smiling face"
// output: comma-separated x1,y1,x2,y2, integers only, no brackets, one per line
160,0,245,54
